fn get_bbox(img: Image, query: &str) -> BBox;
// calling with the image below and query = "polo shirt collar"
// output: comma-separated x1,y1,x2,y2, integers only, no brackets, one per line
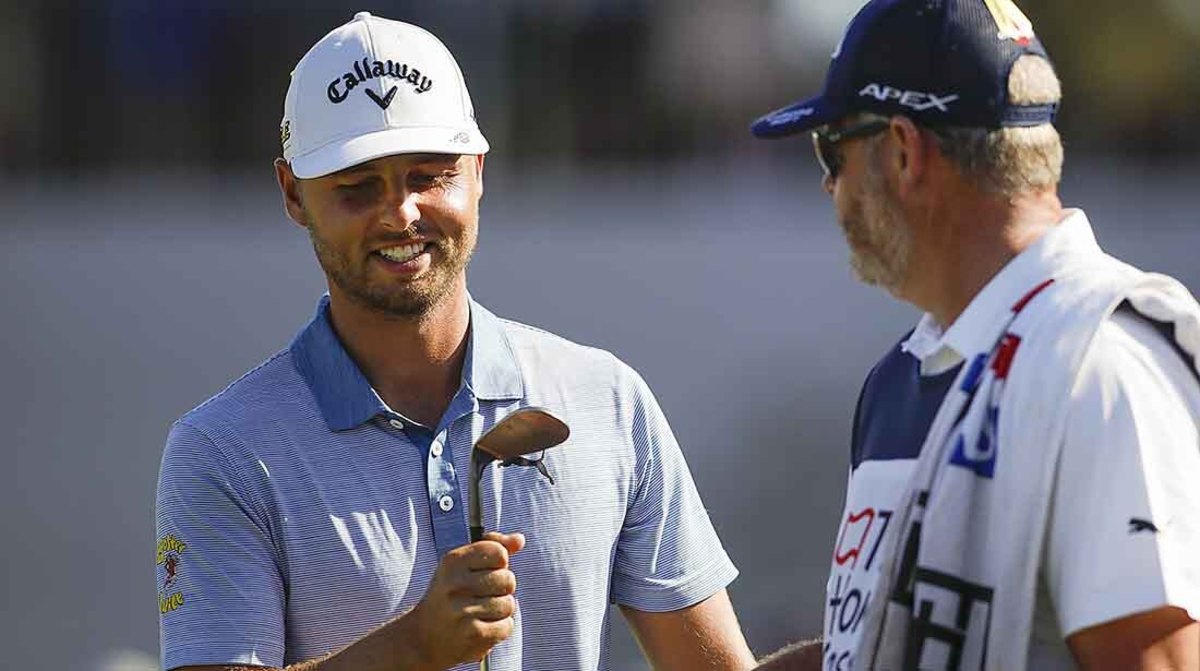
464,301,525,402
902,209,1101,376
290,295,524,431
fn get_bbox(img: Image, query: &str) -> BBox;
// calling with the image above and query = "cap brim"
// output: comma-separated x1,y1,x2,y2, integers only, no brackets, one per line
290,126,490,179
750,95,841,139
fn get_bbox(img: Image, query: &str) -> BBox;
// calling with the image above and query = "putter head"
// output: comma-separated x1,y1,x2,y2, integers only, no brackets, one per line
474,406,570,460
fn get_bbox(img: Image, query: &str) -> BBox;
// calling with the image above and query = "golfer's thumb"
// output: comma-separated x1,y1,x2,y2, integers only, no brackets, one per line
483,531,526,555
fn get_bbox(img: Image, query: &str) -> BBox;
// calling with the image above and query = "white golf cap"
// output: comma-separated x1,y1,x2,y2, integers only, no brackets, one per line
281,12,489,179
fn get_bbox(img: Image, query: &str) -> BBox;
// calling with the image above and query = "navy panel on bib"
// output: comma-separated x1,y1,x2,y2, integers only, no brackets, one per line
850,335,961,470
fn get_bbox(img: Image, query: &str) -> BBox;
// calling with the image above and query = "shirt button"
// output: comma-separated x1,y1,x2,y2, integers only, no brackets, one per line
438,495,454,512
389,419,404,430
431,441,444,458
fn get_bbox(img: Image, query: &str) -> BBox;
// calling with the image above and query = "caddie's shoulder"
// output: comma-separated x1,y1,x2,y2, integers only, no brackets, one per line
859,330,919,391
1084,305,1196,383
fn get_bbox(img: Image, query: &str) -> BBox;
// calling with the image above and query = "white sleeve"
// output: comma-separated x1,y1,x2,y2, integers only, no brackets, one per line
1043,308,1200,637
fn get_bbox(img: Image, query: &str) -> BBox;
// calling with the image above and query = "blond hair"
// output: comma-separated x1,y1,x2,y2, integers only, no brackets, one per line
929,55,1064,195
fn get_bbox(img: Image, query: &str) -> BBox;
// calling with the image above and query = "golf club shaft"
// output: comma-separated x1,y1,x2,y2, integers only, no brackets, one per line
470,452,491,670
474,519,490,671
472,518,491,671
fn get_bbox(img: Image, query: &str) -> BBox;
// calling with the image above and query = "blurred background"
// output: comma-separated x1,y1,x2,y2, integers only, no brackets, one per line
2,1,1197,670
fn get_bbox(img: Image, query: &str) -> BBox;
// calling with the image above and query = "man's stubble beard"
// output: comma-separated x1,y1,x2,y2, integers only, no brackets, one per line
840,156,912,296
307,221,476,319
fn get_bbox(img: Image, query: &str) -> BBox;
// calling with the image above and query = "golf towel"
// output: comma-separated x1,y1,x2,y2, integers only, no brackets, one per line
853,249,1200,670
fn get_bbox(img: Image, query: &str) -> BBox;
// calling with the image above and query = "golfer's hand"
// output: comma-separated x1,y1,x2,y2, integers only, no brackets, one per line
408,531,526,668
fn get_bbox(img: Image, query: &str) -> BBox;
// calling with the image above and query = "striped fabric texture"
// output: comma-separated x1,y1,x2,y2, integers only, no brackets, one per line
155,296,737,670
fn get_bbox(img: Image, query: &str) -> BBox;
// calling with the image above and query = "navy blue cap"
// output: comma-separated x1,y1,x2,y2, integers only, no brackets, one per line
752,0,1059,138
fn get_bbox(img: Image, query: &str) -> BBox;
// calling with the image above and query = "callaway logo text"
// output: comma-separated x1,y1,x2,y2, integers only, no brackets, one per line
859,84,959,112
328,58,433,109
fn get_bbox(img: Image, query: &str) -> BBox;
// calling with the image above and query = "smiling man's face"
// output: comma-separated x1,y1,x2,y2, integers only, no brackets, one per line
281,153,484,317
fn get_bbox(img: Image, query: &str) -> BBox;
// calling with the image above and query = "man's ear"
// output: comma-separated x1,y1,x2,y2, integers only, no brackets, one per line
887,116,929,197
474,154,485,193
274,158,309,228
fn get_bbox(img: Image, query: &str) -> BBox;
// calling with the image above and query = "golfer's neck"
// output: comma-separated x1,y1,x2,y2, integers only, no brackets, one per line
328,285,471,427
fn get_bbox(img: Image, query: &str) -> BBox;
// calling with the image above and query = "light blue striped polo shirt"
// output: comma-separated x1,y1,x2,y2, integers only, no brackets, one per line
155,296,737,670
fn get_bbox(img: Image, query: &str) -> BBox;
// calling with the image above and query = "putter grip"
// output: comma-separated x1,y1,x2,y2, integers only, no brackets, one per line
470,524,489,670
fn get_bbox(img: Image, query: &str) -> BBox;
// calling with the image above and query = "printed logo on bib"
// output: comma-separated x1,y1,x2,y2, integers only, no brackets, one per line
824,459,916,670
826,505,895,669
833,508,892,570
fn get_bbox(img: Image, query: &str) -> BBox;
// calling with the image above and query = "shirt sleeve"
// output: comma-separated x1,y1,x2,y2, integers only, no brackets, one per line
156,419,286,670
1043,308,1200,637
609,366,739,612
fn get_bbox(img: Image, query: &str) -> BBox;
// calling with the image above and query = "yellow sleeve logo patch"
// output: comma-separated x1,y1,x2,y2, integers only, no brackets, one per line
983,0,1036,44
156,534,187,614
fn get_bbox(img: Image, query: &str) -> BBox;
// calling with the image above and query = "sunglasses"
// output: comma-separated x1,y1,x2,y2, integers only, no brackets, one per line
811,120,890,180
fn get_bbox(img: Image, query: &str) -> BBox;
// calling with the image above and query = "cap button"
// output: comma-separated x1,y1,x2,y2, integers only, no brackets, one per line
354,11,372,21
